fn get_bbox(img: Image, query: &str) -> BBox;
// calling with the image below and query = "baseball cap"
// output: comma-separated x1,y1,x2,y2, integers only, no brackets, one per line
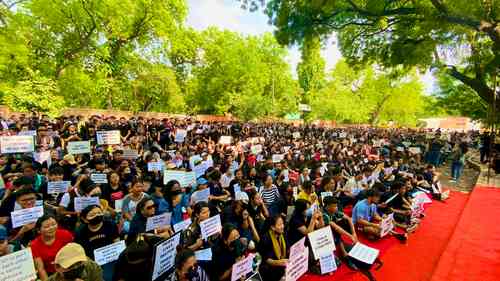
54,243,88,269
0,225,8,241
197,177,208,185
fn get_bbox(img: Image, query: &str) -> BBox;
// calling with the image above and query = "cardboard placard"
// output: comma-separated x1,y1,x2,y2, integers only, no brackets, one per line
152,232,181,280
307,226,336,260
200,214,222,240
11,206,44,228
0,248,37,281
94,240,126,265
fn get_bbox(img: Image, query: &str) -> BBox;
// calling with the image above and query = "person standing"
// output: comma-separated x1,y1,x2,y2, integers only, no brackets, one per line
450,144,468,182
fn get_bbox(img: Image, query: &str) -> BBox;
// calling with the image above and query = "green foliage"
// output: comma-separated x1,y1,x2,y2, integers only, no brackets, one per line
297,35,326,99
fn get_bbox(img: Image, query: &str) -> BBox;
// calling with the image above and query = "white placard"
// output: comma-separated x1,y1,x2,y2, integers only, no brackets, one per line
307,226,336,260
191,188,210,204
0,248,37,281
413,191,432,205
173,218,192,233
114,199,123,212
193,162,208,178
321,192,333,201
175,129,187,143
67,141,91,154
163,170,196,186
235,191,247,201
396,147,405,152
93,240,126,266
33,151,51,166
272,154,284,163
402,141,412,147
285,245,309,281
122,149,139,160
0,136,35,154
200,214,222,240
90,173,108,184
292,132,301,139
319,253,337,274
380,214,394,237
219,136,232,145
409,147,421,154
148,162,164,172
74,197,100,212
251,145,262,154
18,130,37,136
348,243,379,265
339,133,347,138
194,248,212,261
47,181,71,194
146,212,172,232
152,232,181,280
231,254,254,281
11,206,44,228
96,130,121,145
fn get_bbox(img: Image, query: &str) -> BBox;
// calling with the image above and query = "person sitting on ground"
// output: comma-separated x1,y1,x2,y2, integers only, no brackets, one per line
170,249,210,281
48,242,103,281
258,215,288,281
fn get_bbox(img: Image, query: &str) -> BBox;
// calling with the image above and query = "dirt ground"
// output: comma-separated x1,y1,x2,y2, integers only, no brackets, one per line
437,161,479,193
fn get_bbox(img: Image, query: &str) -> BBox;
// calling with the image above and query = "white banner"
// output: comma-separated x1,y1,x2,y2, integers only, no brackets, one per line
67,141,91,154
96,130,121,145
175,129,187,143
0,136,35,154
200,214,222,240
93,240,126,266
0,248,37,281
163,170,196,186
11,206,44,228
152,232,181,281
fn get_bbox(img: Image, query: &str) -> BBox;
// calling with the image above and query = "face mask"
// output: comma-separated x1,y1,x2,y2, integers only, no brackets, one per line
88,215,103,226
62,264,84,280
230,239,245,257
185,266,198,279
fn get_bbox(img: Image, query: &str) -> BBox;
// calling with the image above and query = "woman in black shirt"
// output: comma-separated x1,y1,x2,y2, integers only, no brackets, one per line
258,215,289,281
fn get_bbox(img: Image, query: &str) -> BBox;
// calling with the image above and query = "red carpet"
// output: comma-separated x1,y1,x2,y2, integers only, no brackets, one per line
429,187,500,281
299,191,470,281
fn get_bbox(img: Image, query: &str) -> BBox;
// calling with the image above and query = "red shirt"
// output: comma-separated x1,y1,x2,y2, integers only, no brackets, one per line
31,229,74,273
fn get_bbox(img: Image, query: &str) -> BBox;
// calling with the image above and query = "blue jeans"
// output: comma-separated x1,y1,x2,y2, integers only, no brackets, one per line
451,161,464,181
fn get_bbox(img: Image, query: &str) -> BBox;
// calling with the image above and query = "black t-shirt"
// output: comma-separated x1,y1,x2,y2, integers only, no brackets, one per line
287,214,306,246
211,241,238,278
75,220,119,259
119,123,131,137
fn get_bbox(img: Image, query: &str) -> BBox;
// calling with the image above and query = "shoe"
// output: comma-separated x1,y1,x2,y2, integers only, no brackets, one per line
406,224,418,233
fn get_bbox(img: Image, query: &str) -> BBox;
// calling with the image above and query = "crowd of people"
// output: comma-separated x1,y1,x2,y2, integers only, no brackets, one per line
0,112,479,281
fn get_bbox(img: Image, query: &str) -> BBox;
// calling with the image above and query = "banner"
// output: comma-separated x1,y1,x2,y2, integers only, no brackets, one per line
67,141,91,154
94,240,126,266
200,214,222,240
0,248,37,281
307,226,336,259
96,130,121,145
0,136,35,154
152,232,181,280
11,206,44,228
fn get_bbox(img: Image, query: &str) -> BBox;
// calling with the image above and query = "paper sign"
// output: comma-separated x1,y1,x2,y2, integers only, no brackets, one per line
231,254,254,281
308,226,336,260
175,129,187,143
114,199,123,212
122,149,139,160
251,145,262,155
348,243,379,265
396,147,404,152
320,253,337,274
0,248,36,281
74,197,100,212
0,136,35,154
219,136,232,145
285,246,309,281
380,214,394,237
91,173,108,184
47,181,71,194
194,248,212,261
321,192,333,201
193,162,208,178
409,147,421,154
11,206,44,228
235,191,247,201
290,237,306,258
96,130,121,145
67,141,91,154
33,151,51,166
339,133,347,138
200,214,222,240
148,162,164,172
293,132,301,139
402,141,412,147
152,232,181,280
93,240,126,265
146,212,172,232
173,218,192,233
18,130,36,136
163,170,196,186
272,154,284,163
191,189,210,204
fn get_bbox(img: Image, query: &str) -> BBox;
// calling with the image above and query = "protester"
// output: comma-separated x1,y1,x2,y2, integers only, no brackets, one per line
49,243,103,281
170,249,210,281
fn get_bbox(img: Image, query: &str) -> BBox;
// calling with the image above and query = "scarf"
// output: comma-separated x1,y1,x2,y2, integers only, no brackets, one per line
269,230,286,260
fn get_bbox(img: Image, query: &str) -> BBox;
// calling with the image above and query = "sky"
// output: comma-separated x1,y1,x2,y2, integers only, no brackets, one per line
186,0,436,93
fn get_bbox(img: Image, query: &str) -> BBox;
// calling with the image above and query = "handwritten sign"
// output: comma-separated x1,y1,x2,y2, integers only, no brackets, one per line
307,226,336,259
0,248,36,281
0,136,35,154
122,149,139,160
380,214,394,237
409,147,421,154
348,243,379,265
90,173,108,184
219,136,232,145
146,213,172,232
47,181,71,194
194,248,212,261
152,232,181,280
319,253,337,274
93,240,126,265
74,197,100,212
11,206,44,228
148,162,164,172
163,170,196,186
231,254,254,281
286,238,308,281
96,130,121,145
200,214,222,240
67,141,91,154
175,129,187,143
173,218,192,233
272,154,284,163
191,188,210,204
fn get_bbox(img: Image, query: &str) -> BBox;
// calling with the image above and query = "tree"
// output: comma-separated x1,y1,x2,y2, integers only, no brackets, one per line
297,35,325,100
242,0,500,115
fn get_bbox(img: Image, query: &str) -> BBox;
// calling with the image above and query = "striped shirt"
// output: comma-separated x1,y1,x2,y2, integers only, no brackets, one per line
260,185,281,206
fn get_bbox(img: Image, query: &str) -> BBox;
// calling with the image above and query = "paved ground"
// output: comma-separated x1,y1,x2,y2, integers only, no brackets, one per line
437,161,479,193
